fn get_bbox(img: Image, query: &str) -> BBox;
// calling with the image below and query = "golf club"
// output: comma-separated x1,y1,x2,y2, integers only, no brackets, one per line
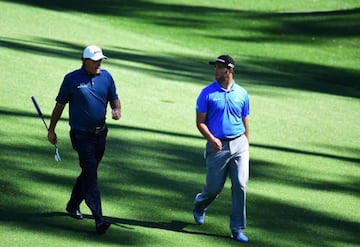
31,96,61,162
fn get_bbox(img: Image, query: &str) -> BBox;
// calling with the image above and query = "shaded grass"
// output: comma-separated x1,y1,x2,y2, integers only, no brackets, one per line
1,107,359,246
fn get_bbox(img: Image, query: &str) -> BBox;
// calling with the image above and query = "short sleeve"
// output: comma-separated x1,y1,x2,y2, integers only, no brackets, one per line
56,77,71,104
196,89,207,113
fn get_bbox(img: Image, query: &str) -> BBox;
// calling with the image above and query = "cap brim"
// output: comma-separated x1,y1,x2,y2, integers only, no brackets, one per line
87,55,108,61
84,55,108,61
208,61,234,68
209,61,226,66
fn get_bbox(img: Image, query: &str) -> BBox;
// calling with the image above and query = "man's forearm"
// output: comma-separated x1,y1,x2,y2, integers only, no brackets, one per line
197,122,215,142
110,99,121,110
242,116,250,141
48,103,65,131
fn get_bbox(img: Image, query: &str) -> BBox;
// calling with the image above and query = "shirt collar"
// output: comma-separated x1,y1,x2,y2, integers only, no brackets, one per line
80,66,101,77
215,80,236,91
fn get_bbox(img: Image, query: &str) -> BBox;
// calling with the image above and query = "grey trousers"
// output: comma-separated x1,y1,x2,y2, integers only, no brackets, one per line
194,135,249,231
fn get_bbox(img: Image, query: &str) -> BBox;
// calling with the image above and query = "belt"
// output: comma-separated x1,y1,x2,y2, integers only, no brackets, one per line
220,134,243,142
72,125,106,134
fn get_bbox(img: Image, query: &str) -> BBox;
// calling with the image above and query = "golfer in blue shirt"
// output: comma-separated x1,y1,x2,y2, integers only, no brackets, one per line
48,45,121,234
193,55,250,243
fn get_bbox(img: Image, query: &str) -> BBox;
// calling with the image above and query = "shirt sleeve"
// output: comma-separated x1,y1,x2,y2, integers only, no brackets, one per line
242,93,250,117
196,89,207,113
55,76,71,104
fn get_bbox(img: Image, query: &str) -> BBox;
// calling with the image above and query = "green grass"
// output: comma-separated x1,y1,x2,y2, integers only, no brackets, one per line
1,0,359,246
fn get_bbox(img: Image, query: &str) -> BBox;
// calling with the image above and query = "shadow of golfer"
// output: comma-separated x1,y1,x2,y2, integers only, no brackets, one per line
104,215,229,239
18,211,229,239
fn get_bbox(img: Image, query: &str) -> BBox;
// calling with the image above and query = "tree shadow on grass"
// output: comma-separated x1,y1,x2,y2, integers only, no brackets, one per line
1,35,359,99
4,0,232,29
5,0,360,40
206,8,360,43
248,194,360,247
237,56,360,98
250,158,360,197
0,36,211,84
1,194,359,246
0,209,139,245
1,108,360,246
0,209,231,243
252,143,360,164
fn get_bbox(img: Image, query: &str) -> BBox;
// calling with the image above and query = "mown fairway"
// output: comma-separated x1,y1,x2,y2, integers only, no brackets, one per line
0,1,359,246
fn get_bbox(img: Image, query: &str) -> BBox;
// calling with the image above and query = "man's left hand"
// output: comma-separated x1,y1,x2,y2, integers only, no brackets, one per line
111,108,121,120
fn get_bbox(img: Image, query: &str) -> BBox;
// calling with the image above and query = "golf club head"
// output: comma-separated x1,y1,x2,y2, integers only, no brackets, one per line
54,147,61,162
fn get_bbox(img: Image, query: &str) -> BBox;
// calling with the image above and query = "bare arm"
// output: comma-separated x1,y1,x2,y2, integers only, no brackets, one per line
110,99,121,120
196,112,222,151
48,102,65,145
242,116,250,141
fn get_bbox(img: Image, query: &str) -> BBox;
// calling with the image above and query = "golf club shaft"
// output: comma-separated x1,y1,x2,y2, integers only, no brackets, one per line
31,96,59,149
31,96,49,129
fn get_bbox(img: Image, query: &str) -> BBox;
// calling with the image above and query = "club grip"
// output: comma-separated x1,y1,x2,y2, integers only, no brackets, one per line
31,96,43,117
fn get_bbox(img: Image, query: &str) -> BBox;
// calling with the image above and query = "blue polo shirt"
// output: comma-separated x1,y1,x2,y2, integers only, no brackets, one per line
196,80,249,139
56,66,119,129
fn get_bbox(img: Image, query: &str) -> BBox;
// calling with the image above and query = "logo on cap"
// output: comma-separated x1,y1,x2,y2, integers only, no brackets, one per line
209,55,235,68
83,45,108,61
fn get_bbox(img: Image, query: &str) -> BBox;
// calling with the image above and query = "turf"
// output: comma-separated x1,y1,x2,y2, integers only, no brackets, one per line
0,1,359,246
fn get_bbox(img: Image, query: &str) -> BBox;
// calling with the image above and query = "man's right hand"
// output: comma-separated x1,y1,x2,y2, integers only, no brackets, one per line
48,130,57,145
210,137,222,151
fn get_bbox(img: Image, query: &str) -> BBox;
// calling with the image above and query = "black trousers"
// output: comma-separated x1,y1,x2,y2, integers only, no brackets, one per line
68,127,108,223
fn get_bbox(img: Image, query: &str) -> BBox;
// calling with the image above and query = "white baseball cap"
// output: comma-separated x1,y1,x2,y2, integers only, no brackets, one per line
83,45,108,61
